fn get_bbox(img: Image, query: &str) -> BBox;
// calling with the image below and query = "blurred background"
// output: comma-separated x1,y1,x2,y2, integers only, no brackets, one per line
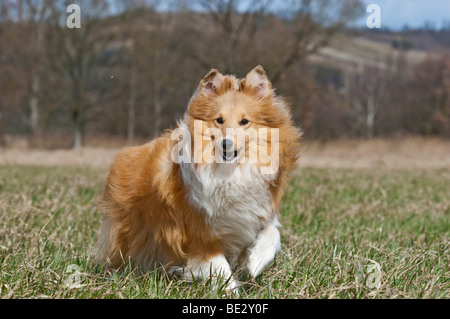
0,0,449,150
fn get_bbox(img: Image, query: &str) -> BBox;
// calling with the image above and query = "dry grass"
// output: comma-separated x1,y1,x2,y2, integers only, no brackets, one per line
0,147,118,169
0,137,449,299
298,137,450,170
1,136,450,170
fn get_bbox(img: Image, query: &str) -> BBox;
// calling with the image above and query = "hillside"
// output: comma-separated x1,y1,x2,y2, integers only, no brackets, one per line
308,30,443,72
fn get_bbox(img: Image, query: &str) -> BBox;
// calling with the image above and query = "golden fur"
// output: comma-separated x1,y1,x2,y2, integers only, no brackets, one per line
96,66,302,280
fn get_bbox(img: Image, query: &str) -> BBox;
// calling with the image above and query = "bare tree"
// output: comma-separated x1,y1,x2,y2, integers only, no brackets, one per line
0,0,52,147
407,54,450,136
347,65,388,138
271,0,363,83
110,1,177,140
25,0,49,147
45,0,112,148
177,0,363,82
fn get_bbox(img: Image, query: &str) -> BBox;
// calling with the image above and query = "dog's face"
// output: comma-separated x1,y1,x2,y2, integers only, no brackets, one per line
192,89,262,163
184,66,289,173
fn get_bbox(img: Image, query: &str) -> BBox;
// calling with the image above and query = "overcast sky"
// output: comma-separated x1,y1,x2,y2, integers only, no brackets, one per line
356,0,450,30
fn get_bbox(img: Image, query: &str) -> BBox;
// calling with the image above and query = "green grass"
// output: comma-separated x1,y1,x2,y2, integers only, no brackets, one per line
0,165,448,298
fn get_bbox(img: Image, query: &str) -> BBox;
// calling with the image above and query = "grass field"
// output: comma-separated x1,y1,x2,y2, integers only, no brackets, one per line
0,163,449,299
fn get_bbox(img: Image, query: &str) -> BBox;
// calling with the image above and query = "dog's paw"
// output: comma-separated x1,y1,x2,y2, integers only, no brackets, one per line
167,266,188,279
247,252,271,278
246,222,281,278
223,277,240,295
168,265,239,295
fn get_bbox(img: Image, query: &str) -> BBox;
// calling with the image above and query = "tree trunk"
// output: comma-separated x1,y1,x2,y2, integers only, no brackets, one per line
28,73,40,148
366,94,375,139
28,16,44,148
152,89,162,138
73,109,83,149
127,59,137,141
71,73,86,149
73,127,83,149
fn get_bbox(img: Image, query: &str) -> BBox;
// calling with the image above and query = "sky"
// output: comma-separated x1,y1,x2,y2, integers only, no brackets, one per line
114,0,450,31
356,0,450,30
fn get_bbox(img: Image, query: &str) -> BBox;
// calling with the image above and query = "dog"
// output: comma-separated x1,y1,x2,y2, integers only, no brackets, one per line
96,66,302,291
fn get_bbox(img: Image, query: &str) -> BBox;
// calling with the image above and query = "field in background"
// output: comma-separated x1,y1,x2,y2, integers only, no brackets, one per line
0,137,449,298
1,136,450,170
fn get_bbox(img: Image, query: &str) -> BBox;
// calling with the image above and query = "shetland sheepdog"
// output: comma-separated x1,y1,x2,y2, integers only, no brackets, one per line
96,66,302,290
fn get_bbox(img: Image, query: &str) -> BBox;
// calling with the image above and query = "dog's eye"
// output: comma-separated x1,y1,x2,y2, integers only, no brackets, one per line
216,117,224,124
239,119,249,126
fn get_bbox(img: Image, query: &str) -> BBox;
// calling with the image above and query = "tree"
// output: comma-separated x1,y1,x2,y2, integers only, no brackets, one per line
346,65,388,138
45,0,112,148
107,2,179,140
270,0,364,83
176,0,364,83
0,0,53,147
409,54,450,137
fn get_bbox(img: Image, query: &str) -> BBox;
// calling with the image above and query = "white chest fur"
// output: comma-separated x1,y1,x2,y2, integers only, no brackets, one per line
180,161,274,255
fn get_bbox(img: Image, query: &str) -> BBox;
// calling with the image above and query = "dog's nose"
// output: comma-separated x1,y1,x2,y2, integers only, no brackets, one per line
222,139,233,151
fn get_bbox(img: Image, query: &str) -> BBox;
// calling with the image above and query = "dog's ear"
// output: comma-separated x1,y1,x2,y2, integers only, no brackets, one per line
197,69,225,96
244,65,273,98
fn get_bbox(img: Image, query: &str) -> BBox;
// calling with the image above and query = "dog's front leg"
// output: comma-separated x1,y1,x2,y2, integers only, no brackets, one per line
247,218,281,278
169,254,238,292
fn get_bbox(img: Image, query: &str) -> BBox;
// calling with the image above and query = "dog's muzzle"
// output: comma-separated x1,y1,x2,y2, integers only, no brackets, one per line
221,139,238,162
